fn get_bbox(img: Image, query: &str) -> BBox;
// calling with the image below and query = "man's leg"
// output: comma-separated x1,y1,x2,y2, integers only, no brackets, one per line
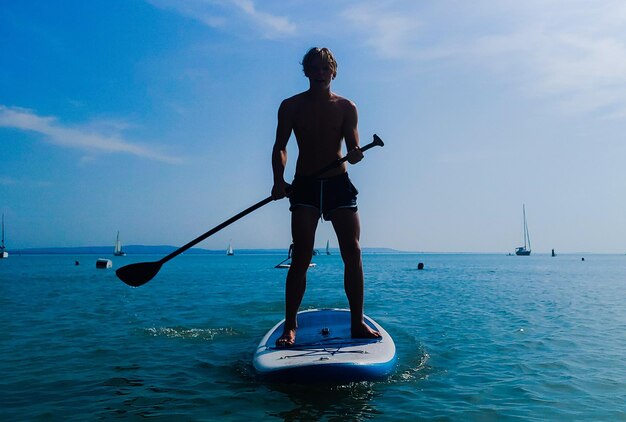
331,209,381,338
276,207,319,347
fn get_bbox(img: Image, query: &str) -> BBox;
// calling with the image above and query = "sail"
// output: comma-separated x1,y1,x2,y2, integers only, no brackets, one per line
114,231,126,256
227,241,234,255
1,214,4,249
326,239,331,255
515,205,531,256
524,205,531,251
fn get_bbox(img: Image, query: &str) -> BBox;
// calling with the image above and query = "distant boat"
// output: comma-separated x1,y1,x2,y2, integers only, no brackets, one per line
227,240,234,256
1,214,8,259
515,205,531,256
326,239,331,255
551,249,556,257
113,231,126,256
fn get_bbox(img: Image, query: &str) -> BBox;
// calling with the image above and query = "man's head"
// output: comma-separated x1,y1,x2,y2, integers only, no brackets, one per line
302,47,337,80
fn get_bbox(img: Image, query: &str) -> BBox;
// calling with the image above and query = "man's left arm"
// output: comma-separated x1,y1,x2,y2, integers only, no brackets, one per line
344,100,363,164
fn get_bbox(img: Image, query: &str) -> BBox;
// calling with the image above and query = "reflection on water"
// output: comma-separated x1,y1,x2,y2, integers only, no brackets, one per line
268,382,381,421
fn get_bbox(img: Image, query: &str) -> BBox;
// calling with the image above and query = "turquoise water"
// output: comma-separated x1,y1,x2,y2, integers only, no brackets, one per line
1,253,626,420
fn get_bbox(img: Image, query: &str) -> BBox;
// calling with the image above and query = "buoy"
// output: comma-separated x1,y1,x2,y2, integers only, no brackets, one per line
417,262,424,270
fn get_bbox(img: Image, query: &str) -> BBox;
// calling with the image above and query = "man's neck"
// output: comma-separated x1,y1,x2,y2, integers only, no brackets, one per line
307,86,332,100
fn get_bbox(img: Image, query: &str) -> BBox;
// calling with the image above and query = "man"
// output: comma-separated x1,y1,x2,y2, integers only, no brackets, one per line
271,47,380,347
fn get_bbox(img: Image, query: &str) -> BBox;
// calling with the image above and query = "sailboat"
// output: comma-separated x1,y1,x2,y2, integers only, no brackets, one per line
326,239,331,255
515,205,531,256
113,231,126,256
227,240,234,256
1,214,8,259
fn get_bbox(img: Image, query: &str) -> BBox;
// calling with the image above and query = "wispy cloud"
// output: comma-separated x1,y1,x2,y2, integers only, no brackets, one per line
148,0,296,38
468,19,626,116
342,0,626,118
0,105,182,164
342,3,425,60
0,177,17,186
148,0,227,28
231,0,296,37
0,176,52,187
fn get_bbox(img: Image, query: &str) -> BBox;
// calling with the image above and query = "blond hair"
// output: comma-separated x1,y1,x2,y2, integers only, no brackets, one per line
301,47,337,79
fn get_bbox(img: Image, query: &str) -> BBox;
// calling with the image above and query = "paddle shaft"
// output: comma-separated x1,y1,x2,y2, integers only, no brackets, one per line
158,135,384,265
275,256,290,268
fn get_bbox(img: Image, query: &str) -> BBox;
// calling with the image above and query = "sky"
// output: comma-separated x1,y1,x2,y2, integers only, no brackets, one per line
2,0,626,253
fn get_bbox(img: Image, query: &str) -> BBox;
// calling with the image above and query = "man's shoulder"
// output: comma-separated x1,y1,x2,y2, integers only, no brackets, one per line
332,94,357,110
279,92,307,112
283,91,308,103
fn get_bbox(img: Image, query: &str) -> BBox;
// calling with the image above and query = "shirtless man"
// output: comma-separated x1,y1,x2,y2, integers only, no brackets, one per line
271,47,381,347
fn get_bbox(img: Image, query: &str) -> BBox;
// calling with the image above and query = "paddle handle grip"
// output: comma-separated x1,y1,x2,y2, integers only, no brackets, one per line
310,134,384,178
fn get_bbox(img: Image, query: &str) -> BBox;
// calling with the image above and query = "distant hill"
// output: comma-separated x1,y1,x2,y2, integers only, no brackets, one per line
11,245,404,255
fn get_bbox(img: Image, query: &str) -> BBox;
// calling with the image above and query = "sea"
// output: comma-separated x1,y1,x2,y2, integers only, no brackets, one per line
1,252,626,421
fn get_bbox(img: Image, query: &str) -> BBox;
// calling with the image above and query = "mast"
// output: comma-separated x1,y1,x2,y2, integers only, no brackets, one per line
1,213,7,257
1,214,4,249
522,204,527,249
522,205,527,249
524,208,532,250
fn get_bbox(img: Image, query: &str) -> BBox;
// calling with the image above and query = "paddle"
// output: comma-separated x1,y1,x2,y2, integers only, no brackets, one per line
116,134,384,287
274,257,291,268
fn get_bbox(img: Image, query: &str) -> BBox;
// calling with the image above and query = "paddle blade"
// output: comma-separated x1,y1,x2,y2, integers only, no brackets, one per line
115,261,163,287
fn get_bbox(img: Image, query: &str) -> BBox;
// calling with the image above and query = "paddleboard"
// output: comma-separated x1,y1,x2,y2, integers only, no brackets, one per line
253,308,396,383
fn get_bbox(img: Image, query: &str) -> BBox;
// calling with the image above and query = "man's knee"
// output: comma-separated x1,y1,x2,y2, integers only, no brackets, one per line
340,240,361,262
292,242,313,259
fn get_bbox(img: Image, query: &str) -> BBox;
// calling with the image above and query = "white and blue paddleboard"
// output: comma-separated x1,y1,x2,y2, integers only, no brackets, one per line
253,308,396,383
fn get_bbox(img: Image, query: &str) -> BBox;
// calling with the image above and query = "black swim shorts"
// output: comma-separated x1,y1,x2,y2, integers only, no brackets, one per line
289,172,358,221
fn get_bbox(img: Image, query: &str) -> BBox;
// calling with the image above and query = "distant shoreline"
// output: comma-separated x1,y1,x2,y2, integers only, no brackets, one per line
7,246,405,255
5,246,618,255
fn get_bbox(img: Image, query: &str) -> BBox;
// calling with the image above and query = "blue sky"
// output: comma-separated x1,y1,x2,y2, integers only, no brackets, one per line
2,0,626,253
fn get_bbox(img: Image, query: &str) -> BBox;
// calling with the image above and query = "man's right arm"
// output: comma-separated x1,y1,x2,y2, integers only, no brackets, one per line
271,100,293,199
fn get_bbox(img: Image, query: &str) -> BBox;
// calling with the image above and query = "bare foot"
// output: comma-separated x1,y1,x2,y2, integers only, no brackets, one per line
351,322,382,339
276,328,296,348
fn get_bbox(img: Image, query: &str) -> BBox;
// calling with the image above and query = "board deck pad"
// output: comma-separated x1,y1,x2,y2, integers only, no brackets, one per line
253,308,396,383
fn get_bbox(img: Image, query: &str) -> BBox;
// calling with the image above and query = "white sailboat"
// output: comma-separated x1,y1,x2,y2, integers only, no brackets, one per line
1,214,8,259
515,205,531,256
113,231,126,256
227,240,234,256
